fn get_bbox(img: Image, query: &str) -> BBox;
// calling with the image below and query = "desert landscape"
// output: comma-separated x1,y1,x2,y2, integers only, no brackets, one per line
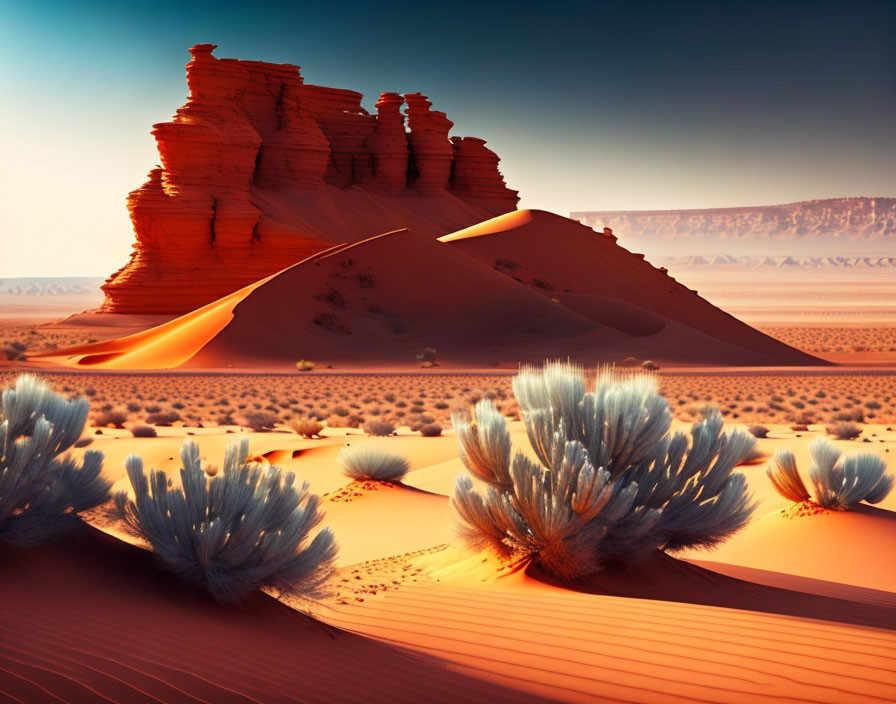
3,5,895,703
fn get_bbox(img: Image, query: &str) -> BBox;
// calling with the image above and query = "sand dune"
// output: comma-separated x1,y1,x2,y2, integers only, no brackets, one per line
0,526,535,703
35,214,820,370
684,503,896,593
441,210,821,365
36,228,625,370
324,547,896,703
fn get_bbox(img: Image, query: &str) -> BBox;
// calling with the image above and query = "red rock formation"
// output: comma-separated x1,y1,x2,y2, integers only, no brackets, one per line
364,93,409,194
102,45,519,314
449,137,518,212
404,93,454,195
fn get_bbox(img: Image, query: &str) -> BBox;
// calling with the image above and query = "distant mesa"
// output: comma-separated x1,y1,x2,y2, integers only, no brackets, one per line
572,198,896,242
102,43,518,314
571,198,896,260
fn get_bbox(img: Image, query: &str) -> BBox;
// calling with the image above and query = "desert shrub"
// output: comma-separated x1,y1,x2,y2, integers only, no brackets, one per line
747,424,770,439
833,408,865,423
641,360,659,371
827,421,862,440
416,347,438,367
0,375,110,545
767,437,893,509
0,345,25,361
114,439,336,603
338,447,410,482
146,410,181,426
419,423,442,437
130,424,158,438
451,363,756,580
94,408,128,429
240,410,280,432
295,359,315,372
363,419,395,437
289,417,325,439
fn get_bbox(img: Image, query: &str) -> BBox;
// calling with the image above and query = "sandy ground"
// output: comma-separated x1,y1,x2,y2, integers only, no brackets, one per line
1,312,895,702
2,397,895,701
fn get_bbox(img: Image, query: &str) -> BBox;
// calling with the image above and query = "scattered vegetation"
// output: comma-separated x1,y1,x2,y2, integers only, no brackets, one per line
827,421,862,440
240,410,280,432
130,424,158,438
767,437,893,510
338,447,410,482
114,439,337,603
419,422,443,437
362,419,395,437
747,424,770,439
416,347,438,367
451,363,757,580
0,375,110,545
295,359,315,372
94,408,128,429
288,417,325,439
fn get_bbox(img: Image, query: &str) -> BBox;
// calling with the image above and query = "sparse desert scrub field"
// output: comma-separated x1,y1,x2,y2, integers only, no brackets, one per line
2,366,896,702
755,324,896,363
1,369,892,434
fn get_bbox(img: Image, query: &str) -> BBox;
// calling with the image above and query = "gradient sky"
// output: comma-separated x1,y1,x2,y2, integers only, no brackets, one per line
2,0,894,276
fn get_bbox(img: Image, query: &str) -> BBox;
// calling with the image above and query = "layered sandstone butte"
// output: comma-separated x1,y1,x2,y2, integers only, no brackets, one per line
571,198,896,259
102,44,518,313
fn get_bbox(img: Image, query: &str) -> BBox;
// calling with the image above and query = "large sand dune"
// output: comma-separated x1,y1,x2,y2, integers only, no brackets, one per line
441,210,819,365
35,213,822,370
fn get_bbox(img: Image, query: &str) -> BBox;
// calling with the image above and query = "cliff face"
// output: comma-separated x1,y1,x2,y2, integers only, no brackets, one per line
102,44,518,313
571,198,896,258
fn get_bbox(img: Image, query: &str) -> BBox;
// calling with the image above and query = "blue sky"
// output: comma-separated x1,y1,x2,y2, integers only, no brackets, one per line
1,0,894,275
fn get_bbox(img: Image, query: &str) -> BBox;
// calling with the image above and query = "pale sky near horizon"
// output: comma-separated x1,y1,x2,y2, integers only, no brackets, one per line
1,0,894,277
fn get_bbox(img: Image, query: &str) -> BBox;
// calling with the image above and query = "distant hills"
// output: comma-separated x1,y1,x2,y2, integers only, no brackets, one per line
571,198,896,260
0,278,103,297
655,255,896,269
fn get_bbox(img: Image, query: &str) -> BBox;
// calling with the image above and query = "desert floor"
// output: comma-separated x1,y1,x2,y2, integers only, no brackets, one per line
1,316,895,702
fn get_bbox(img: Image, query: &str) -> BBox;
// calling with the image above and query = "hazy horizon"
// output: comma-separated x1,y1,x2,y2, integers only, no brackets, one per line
2,0,894,277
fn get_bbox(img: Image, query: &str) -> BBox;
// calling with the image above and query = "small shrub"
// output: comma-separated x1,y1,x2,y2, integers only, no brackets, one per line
94,408,128,429
338,447,410,482
641,360,659,370
146,410,181,426
452,363,756,580
289,417,325,439
130,424,158,438
240,410,280,432
363,419,395,437
0,375,110,545
419,423,442,437
114,439,337,603
827,421,862,440
747,424,769,439
295,359,315,372
416,347,438,367
767,437,893,509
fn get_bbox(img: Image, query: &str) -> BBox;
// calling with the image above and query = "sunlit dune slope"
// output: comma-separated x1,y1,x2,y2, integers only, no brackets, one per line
0,526,535,703
441,210,822,365
37,213,822,370
684,503,896,593
326,546,896,703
